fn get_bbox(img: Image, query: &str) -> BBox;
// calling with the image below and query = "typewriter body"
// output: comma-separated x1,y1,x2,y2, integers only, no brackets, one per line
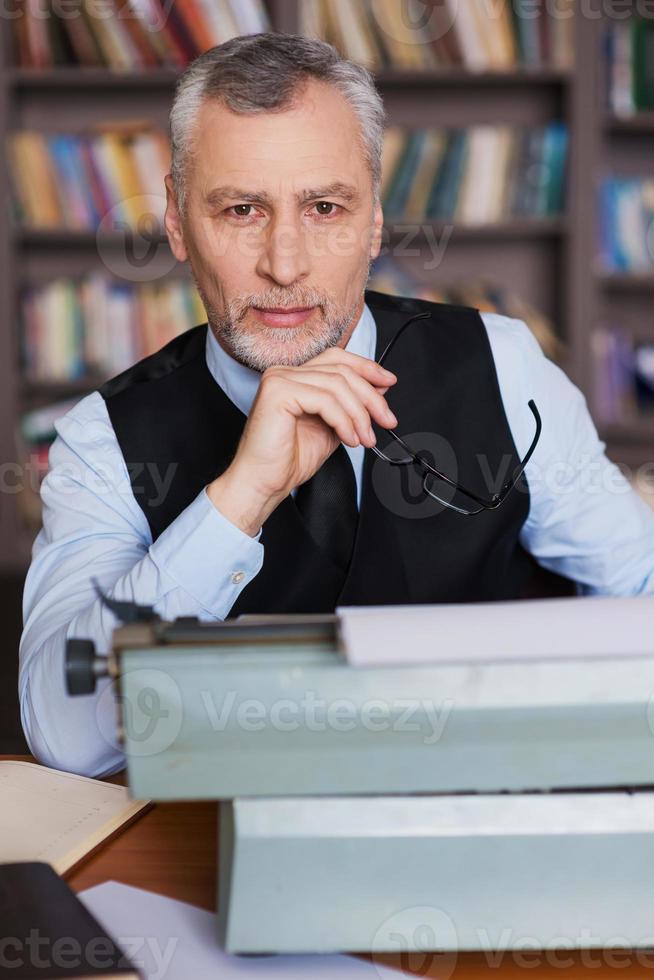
67,603,654,954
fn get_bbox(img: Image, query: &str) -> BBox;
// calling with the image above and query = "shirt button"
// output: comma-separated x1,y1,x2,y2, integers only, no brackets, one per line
231,571,245,584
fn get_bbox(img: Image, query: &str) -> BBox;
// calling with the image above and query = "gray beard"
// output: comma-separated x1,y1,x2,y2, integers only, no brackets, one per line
194,258,372,372
215,300,360,372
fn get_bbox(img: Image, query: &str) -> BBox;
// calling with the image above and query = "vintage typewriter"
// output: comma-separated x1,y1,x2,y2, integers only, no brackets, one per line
66,586,654,955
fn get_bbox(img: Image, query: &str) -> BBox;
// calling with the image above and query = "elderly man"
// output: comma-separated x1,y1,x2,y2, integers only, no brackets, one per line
19,32,654,777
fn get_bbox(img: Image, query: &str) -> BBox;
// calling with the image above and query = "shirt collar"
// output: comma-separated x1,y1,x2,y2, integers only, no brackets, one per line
205,302,377,415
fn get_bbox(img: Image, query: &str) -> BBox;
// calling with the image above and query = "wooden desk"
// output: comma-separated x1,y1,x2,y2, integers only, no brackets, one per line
2,755,217,910
3,756,650,979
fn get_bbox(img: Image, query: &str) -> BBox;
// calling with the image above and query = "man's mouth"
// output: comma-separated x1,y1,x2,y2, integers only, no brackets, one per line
252,306,317,328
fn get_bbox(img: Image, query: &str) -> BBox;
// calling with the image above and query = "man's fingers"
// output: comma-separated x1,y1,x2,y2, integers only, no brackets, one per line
305,346,397,385
281,380,367,448
288,364,398,438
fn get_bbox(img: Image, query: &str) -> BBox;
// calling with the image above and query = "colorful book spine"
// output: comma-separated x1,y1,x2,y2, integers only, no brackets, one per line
591,325,654,423
381,124,568,225
7,127,171,231
300,0,574,70
19,275,207,383
599,177,654,273
368,254,564,363
607,18,654,114
12,0,270,68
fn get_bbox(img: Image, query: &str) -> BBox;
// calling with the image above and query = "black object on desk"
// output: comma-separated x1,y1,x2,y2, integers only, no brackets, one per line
0,862,140,979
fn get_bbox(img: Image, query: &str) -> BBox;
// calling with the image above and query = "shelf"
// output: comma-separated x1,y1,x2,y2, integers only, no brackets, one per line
15,219,566,251
14,229,168,248
375,66,571,86
605,112,654,134
598,272,654,292
7,65,572,92
8,67,180,90
385,216,566,241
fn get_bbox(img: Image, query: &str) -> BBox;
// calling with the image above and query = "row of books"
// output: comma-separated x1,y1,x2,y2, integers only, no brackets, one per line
19,275,206,382
301,0,574,71
13,0,270,70
8,126,170,230
18,259,562,390
606,19,654,115
381,124,568,223
369,255,564,362
599,177,654,273
592,325,654,423
8,122,569,231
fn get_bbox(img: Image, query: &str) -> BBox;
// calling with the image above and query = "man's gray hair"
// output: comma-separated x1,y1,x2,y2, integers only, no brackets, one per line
169,32,387,217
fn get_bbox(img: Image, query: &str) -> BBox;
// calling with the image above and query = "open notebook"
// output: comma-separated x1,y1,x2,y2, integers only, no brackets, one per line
0,760,150,875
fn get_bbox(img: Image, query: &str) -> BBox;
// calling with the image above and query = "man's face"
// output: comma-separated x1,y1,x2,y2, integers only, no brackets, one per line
164,78,384,372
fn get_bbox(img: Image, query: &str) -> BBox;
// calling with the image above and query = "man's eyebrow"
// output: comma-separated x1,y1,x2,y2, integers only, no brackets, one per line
204,182,361,208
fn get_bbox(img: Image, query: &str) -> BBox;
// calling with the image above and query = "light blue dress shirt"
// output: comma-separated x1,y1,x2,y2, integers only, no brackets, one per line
19,302,654,778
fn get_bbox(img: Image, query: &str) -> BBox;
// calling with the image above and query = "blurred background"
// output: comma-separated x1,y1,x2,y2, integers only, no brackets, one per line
1,0,653,751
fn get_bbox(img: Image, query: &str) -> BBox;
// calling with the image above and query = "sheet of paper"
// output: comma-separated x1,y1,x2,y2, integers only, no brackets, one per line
336,594,654,667
78,882,400,979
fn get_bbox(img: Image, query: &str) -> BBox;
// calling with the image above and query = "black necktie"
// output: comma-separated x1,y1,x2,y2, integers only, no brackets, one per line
294,444,358,573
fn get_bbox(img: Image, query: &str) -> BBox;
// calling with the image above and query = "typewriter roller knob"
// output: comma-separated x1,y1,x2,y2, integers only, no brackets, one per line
65,638,108,696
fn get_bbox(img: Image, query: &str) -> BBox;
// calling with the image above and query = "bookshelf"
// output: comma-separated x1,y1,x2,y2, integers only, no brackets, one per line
0,3,649,572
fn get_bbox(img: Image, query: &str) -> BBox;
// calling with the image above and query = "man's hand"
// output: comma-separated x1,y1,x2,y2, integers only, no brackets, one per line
206,347,398,536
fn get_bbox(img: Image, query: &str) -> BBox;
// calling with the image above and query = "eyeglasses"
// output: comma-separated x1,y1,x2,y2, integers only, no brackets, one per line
370,310,542,516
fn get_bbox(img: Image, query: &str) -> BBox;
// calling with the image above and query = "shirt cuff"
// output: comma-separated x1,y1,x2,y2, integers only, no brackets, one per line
148,486,264,618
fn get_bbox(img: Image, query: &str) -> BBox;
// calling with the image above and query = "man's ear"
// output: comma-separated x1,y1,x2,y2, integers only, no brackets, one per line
164,173,188,263
370,198,384,261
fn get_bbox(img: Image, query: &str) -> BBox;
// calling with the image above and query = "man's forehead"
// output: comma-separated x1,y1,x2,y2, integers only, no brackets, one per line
191,88,370,202
193,85,364,159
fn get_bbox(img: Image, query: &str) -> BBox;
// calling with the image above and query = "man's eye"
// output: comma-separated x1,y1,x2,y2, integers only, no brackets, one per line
226,202,339,219
313,201,339,216
230,204,256,217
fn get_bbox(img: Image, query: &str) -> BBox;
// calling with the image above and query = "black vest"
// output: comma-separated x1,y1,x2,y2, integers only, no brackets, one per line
99,289,568,615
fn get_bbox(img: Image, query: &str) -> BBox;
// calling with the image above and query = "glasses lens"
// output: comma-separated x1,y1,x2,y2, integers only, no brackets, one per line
422,470,481,514
372,434,415,465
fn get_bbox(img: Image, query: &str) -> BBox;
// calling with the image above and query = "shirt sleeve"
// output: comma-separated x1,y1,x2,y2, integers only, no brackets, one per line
482,312,654,596
19,390,264,778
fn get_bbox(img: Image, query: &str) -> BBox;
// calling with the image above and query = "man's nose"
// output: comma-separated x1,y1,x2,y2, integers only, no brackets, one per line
256,214,311,286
